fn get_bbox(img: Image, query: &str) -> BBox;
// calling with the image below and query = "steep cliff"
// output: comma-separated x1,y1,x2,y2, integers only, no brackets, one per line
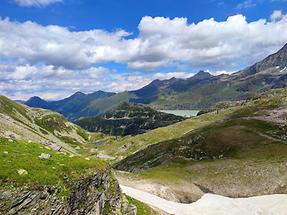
1,170,135,215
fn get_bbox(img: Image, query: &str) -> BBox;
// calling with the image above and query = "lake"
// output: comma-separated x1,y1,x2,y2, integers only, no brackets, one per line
159,110,199,117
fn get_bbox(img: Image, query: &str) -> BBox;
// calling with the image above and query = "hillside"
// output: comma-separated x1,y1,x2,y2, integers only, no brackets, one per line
0,95,92,154
25,43,287,119
0,136,143,214
0,95,158,215
132,43,287,110
112,89,287,202
25,91,116,121
76,103,184,136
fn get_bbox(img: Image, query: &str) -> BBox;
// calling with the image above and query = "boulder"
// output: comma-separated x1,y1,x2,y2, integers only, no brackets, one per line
39,153,51,160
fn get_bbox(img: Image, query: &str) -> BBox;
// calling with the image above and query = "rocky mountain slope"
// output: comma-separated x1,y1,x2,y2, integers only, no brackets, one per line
76,103,184,136
113,89,287,202
0,95,93,154
25,43,287,119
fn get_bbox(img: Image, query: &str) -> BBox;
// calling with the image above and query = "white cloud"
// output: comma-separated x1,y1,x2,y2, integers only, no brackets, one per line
153,72,192,80
14,0,63,7
0,63,154,100
133,13,287,70
1,12,287,72
270,10,284,21
1,11,287,99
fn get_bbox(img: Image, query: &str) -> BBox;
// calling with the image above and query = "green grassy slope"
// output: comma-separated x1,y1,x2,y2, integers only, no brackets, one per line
95,106,238,161
0,137,106,195
0,95,91,154
113,89,287,201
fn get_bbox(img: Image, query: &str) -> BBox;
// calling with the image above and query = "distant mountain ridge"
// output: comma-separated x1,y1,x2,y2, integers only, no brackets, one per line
25,43,287,120
26,90,116,121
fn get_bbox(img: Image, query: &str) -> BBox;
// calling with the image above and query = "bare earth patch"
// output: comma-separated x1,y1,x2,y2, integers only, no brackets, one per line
257,107,287,124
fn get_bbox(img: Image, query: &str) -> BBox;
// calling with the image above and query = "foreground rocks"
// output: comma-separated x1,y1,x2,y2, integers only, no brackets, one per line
0,170,136,215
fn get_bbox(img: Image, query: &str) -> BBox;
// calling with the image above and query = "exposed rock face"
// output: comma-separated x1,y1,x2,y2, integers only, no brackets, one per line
0,170,135,215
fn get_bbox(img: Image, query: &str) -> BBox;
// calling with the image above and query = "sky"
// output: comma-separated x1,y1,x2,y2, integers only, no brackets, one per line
0,0,287,100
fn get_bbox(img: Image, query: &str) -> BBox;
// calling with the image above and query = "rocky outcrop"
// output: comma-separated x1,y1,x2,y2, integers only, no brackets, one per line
0,170,136,215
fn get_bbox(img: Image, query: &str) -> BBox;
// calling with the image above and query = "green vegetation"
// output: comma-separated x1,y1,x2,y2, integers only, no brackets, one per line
25,91,117,121
0,95,93,154
114,118,287,170
76,102,184,136
96,107,238,161
0,96,30,122
0,137,106,196
35,113,69,133
125,195,160,215
114,89,287,200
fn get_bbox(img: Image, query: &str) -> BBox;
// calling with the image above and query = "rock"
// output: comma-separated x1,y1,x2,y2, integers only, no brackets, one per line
3,131,18,139
126,204,137,215
17,169,28,176
51,144,62,151
0,191,12,200
39,153,51,160
42,141,62,151
3,169,135,215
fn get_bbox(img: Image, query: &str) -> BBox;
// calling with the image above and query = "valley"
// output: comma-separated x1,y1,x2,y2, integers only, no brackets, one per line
1,41,287,214
113,89,287,203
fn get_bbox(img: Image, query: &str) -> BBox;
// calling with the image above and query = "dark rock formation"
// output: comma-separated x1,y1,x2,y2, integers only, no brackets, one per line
0,170,135,215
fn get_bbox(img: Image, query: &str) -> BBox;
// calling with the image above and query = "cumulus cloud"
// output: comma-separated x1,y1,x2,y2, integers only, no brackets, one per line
1,11,287,99
0,18,134,69
153,72,192,80
0,63,153,100
0,62,198,100
14,0,63,7
1,12,287,72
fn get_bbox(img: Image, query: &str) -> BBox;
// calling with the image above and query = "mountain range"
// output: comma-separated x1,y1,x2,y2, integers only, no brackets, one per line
25,43,287,121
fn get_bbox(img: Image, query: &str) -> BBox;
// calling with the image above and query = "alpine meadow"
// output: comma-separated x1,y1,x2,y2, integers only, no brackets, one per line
1,0,287,214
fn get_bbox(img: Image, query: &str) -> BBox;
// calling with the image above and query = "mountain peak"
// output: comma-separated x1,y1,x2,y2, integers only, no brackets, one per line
192,71,212,79
240,43,287,76
25,96,49,108
282,42,287,49
27,96,45,102
72,91,86,96
67,91,86,100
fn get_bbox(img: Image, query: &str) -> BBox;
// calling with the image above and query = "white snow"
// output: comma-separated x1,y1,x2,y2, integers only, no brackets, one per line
120,185,287,215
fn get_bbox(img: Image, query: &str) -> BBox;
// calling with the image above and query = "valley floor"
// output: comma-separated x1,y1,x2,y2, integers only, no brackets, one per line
120,185,287,215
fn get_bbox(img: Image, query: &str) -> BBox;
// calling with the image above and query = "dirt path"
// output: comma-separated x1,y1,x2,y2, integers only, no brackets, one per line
120,185,287,215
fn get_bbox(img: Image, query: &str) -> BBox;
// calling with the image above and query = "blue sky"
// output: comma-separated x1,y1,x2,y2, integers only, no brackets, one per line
0,0,287,100
2,0,287,31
